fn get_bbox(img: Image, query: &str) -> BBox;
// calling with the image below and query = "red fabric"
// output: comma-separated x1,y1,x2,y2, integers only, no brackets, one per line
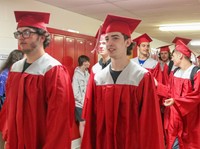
70,121,80,140
160,62,175,86
132,33,152,45
146,62,163,83
162,63,170,85
82,72,165,149
160,46,170,52
101,14,141,37
157,71,200,149
4,66,75,149
175,40,192,58
14,11,50,31
172,37,191,45
0,100,8,141
82,71,95,120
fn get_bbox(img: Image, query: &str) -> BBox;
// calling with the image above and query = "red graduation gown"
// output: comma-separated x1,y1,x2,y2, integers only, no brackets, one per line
160,62,169,85
82,61,165,149
160,61,177,85
4,54,75,149
157,65,200,149
0,99,8,140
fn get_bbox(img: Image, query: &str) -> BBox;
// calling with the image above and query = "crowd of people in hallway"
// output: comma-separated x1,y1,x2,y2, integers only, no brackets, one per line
0,10,199,149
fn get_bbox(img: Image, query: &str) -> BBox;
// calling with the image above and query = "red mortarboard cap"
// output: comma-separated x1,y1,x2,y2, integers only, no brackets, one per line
14,11,50,31
157,45,171,52
101,14,141,37
132,33,152,45
172,37,191,45
175,40,192,57
95,25,105,39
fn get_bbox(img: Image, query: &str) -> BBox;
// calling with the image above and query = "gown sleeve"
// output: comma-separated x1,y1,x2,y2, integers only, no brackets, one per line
81,72,96,149
82,71,95,120
162,63,170,85
137,72,165,149
156,69,174,98
152,63,163,83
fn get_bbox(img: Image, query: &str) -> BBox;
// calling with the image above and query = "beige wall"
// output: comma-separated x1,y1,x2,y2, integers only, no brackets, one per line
0,0,167,55
0,0,102,54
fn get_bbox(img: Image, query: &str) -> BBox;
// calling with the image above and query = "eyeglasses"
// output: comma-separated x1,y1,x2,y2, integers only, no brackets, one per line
13,30,37,39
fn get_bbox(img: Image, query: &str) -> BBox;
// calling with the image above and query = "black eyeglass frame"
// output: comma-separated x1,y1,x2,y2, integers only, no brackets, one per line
13,29,37,39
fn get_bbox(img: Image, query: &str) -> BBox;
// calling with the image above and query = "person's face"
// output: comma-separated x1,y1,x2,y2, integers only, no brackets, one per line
138,42,150,56
160,51,169,62
97,35,109,58
15,27,44,54
172,50,182,66
83,61,90,70
105,32,130,59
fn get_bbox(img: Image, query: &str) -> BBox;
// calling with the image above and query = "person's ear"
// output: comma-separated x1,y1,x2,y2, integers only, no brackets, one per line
126,38,132,47
179,53,183,59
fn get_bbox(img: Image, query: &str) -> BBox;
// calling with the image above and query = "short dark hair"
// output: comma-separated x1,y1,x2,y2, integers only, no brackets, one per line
78,55,90,66
122,34,135,56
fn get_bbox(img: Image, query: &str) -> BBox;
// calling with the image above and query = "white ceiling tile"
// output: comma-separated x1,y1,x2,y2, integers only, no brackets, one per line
35,0,200,51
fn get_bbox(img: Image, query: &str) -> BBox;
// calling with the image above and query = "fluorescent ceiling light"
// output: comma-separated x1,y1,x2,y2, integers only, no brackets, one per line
190,40,200,46
67,29,79,33
159,23,200,31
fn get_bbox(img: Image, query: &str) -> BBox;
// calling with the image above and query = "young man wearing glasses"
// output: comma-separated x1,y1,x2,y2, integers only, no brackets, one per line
0,11,75,149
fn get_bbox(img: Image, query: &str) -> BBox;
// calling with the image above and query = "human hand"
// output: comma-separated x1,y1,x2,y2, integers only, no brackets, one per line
163,98,174,106
154,78,158,86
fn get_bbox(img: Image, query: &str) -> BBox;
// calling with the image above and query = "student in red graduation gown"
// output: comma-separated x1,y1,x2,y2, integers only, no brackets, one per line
0,49,24,148
157,45,176,85
92,29,111,74
158,36,191,86
82,29,111,121
1,11,75,149
156,40,200,149
131,33,162,83
82,14,165,149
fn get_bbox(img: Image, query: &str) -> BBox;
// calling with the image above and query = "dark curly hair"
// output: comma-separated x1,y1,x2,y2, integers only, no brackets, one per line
158,50,172,61
30,27,51,49
122,34,135,56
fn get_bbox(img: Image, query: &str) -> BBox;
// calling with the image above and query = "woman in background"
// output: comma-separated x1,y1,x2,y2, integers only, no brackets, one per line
72,55,90,144
0,49,24,148
0,49,24,108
